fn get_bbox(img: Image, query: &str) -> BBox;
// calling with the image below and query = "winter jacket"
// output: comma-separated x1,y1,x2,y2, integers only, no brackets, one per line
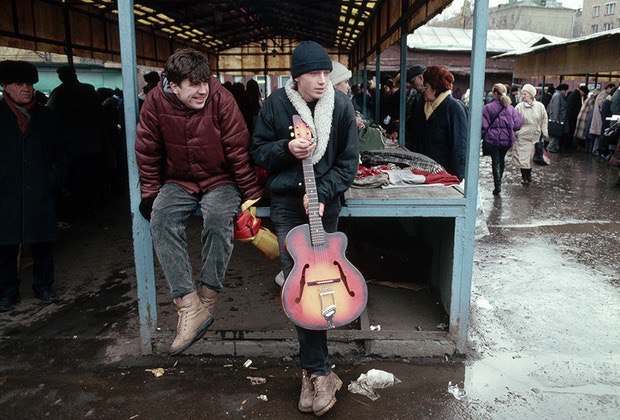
575,92,598,140
407,95,468,180
589,90,608,136
513,100,548,169
250,86,358,204
611,88,620,115
547,91,567,124
481,99,523,148
0,100,71,245
135,76,263,201
47,81,104,156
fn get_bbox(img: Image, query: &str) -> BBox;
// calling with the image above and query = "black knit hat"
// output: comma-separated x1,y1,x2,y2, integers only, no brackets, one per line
291,41,332,79
406,65,425,82
0,60,39,84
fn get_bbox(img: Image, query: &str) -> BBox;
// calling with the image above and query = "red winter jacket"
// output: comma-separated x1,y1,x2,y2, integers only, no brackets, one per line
135,77,263,201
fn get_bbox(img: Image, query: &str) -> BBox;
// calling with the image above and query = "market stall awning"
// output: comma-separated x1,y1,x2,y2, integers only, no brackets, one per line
0,0,454,73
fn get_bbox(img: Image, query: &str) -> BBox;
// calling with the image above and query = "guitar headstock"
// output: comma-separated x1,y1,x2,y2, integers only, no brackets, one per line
292,115,312,141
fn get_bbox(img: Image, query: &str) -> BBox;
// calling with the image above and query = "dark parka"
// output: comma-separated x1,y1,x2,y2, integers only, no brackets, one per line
0,99,70,245
407,96,468,180
250,88,359,204
135,76,263,201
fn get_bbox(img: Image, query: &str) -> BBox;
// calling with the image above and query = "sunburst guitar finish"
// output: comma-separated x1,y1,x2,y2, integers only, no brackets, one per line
281,115,368,330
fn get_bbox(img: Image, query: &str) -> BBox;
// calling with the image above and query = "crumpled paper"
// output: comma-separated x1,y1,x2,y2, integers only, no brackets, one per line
348,369,401,401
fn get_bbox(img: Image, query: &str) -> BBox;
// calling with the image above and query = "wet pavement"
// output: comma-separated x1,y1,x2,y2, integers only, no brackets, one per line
0,151,618,418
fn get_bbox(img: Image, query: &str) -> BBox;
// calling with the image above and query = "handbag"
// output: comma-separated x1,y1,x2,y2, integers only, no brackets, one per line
534,141,551,165
548,120,564,138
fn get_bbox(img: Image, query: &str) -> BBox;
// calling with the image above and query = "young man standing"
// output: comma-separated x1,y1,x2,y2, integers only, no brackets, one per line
135,49,262,355
251,41,359,416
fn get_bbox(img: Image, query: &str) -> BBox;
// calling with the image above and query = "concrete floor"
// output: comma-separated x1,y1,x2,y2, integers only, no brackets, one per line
0,151,618,418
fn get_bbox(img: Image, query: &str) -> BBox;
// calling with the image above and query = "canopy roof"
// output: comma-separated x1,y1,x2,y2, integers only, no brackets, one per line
0,0,454,74
409,26,566,53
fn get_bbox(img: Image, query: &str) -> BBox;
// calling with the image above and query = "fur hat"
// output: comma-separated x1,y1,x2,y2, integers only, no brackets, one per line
522,84,537,99
0,60,39,85
329,60,351,86
406,65,425,82
291,41,332,79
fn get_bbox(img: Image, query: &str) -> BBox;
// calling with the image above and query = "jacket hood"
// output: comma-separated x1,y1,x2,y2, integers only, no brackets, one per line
159,75,222,111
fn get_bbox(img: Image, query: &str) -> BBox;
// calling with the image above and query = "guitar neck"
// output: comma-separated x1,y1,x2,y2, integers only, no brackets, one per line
301,158,326,246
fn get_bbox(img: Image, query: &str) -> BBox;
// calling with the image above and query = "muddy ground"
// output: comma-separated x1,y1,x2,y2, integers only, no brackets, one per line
0,151,618,418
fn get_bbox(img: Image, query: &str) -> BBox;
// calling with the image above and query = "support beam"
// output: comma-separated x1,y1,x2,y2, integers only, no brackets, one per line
453,0,489,353
63,3,74,66
398,23,407,146
585,73,590,88
118,0,158,355
375,53,381,122
363,64,368,117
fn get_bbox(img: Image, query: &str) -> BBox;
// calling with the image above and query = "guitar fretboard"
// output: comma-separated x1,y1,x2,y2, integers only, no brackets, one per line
302,158,326,246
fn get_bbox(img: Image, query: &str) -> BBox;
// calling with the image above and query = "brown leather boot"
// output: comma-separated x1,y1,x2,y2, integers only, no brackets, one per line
169,291,213,355
298,370,314,413
311,371,343,416
198,285,218,317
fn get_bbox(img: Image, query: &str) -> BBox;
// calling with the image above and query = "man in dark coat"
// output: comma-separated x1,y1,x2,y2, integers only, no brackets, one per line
541,85,554,108
135,49,263,356
250,41,358,416
566,86,588,149
47,66,105,220
509,84,520,106
0,61,70,312
405,65,426,148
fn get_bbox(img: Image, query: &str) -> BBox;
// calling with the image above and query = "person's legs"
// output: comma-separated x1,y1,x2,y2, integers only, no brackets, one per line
593,135,603,156
0,244,20,310
150,183,199,299
31,242,56,301
498,146,509,180
490,146,502,194
198,184,241,293
520,168,528,184
547,136,560,153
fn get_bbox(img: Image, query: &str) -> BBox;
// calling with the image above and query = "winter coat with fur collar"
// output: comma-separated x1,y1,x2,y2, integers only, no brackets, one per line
250,82,358,204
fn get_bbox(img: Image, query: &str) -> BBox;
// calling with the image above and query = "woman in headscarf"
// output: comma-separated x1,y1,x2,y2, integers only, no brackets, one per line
513,84,548,185
407,65,468,180
482,83,523,194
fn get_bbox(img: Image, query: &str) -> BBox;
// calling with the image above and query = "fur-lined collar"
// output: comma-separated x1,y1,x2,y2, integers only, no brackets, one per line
284,78,335,164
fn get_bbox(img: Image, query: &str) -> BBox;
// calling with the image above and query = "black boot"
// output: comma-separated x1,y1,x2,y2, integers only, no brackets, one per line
492,184,501,195
526,169,532,183
521,169,528,185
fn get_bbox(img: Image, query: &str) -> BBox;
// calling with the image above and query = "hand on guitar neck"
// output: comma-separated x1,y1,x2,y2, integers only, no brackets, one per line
303,194,324,217
288,136,315,159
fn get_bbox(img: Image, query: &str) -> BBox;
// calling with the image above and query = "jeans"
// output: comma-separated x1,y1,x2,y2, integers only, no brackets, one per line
271,193,342,376
489,145,511,189
150,183,241,299
0,242,54,299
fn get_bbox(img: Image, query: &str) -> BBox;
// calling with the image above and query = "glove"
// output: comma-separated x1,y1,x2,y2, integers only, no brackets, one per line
139,196,156,221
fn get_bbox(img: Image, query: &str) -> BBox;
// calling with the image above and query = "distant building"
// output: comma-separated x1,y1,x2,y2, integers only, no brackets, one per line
581,0,620,35
432,0,577,39
364,26,566,94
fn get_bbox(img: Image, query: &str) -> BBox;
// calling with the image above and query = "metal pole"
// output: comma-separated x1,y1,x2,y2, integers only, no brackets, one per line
118,0,157,354
375,53,381,122
542,76,546,96
62,3,74,66
362,64,368,117
452,0,489,352
398,28,407,146
594,73,599,88
585,73,590,89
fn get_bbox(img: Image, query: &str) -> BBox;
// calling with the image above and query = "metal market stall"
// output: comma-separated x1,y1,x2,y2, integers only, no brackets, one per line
0,0,491,356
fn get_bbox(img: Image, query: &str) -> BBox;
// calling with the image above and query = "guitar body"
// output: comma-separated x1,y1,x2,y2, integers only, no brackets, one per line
282,224,368,330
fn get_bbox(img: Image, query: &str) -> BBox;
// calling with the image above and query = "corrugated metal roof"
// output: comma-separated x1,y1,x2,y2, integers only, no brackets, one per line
493,28,620,58
407,26,566,53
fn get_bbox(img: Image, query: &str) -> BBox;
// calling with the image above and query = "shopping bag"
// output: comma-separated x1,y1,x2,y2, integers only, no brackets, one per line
534,141,550,165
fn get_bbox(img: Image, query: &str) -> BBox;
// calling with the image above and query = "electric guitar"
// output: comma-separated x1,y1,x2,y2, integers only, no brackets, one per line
281,115,368,330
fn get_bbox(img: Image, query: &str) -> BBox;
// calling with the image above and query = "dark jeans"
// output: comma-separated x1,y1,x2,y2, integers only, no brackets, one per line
271,193,342,376
0,242,54,299
490,145,511,189
150,183,241,299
